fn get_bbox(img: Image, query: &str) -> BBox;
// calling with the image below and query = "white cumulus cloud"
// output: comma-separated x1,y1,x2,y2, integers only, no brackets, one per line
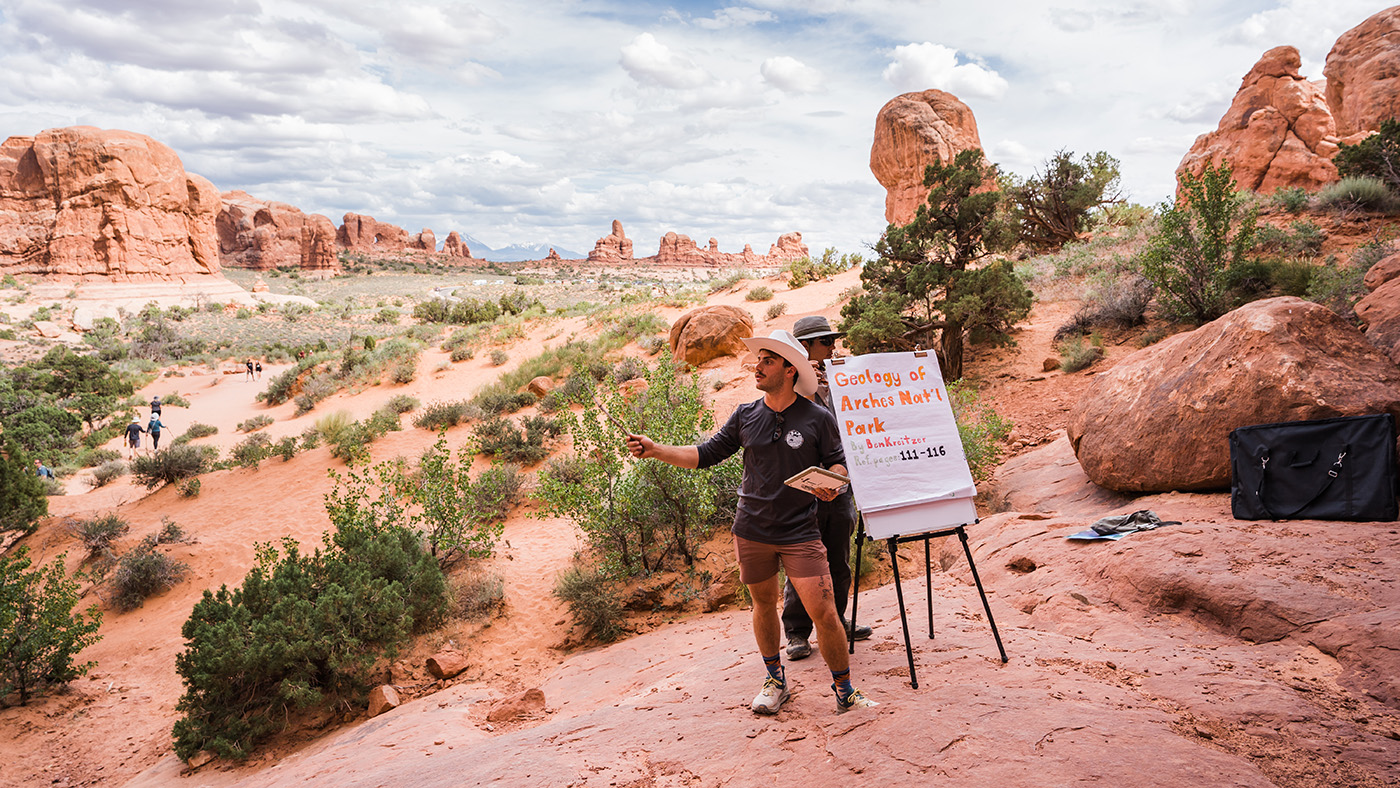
881,42,1008,100
760,56,822,94
620,32,710,90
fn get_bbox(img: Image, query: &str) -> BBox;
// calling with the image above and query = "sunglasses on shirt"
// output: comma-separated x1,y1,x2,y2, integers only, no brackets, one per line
772,413,784,443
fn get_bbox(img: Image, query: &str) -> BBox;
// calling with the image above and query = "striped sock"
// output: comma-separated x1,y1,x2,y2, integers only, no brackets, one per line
831,668,853,698
763,654,784,684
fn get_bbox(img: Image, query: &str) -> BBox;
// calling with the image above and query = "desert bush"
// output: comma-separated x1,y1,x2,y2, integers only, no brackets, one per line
78,448,122,468
374,308,399,325
537,361,741,577
948,382,1013,482
1001,149,1123,249
708,269,749,293
1057,336,1103,373
71,513,130,553
1137,161,1257,324
171,500,446,761
611,357,646,383
176,423,218,444
1270,186,1311,214
1334,117,1400,191
474,415,556,465
745,285,774,302
471,387,535,416
160,393,191,408
1253,220,1325,258
112,535,189,611
1221,256,1315,305
1055,274,1153,341
1316,177,1400,214
87,460,127,489
313,411,355,446
130,445,215,489
0,547,102,705
450,346,474,362
450,571,505,619
787,248,857,287
236,414,274,433
158,518,187,544
414,400,471,430
231,433,273,469
1305,241,1388,318
765,302,788,320
386,394,420,414
177,478,201,498
389,361,416,384
489,349,509,366
553,563,623,643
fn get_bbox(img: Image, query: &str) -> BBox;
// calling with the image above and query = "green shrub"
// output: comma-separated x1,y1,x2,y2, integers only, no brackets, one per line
86,460,127,489
77,448,122,468
231,433,273,469
1270,186,1311,214
1253,221,1325,258
1055,273,1153,340
450,346,474,362
160,393,191,408
948,382,1012,481
1315,177,1400,214
175,423,218,444
313,411,356,446
1334,117,1400,191
471,387,535,415
373,308,400,325
1137,161,1257,324
708,269,749,293
130,445,215,489
1306,243,1384,318
71,513,129,553
489,349,509,366
787,248,857,287
177,478,201,498
745,285,774,302
171,505,446,760
236,414,275,433
1222,256,1315,304
537,361,741,577
158,518,187,544
389,361,416,384
271,436,298,462
112,535,189,611
553,563,623,643
1057,336,1103,373
414,400,471,430
451,572,505,619
386,394,419,414
1002,150,1122,249
0,548,102,705
474,415,555,465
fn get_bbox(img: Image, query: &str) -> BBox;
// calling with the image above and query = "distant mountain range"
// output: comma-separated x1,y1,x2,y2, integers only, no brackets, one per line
460,234,584,262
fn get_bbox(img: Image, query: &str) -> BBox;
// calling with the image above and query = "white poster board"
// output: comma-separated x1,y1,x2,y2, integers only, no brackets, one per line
826,351,977,539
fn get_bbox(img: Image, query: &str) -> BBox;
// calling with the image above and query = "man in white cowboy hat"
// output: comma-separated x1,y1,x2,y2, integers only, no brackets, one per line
781,316,872,663
627,329,877,715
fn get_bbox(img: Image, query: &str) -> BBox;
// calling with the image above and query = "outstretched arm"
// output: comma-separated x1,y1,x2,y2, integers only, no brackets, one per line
626,434,700,469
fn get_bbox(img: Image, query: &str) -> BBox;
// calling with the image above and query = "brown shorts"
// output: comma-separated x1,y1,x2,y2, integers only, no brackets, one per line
733,535,829,584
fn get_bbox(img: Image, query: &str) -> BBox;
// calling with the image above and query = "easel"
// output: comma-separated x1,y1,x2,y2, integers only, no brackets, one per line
848,512,1007,689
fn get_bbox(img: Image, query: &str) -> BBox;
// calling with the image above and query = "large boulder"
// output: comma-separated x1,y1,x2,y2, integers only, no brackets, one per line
218,190,339,272
869,89,983,226
0,126,222,280
1357,251,1400,365
1324,6,1400,138
299,214,340,273
442,231,471,258
1177,46,1341,194
1066,297,1400,492
588,219,634,264
669,305,754,367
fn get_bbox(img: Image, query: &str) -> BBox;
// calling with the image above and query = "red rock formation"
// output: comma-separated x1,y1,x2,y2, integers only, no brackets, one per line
1066,297,1400,492
412,228,436,252
767,231,808,263
442,231,471,258
870,89,983,226
1356,251,1400,364
218,190,340,272
338,212,411,251
1177,46,1342,194
299,214,339,273
0,126,221,280
655,231,709,267
588,219,634,264
668,305,755,367
1324,6,1400,138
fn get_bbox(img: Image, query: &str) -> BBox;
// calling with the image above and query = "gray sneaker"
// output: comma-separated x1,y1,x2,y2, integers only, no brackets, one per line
751,676,790,714
834,685,878,714
785,636,812,660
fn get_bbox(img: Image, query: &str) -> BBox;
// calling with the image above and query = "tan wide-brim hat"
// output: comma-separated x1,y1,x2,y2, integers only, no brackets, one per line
742,330,818,398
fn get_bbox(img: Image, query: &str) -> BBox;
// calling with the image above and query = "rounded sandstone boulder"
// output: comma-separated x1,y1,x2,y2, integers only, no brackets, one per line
668,305,754,367
1066,297,1400,492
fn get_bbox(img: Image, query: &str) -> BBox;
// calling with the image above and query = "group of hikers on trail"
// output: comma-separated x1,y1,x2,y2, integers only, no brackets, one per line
125,395,167,459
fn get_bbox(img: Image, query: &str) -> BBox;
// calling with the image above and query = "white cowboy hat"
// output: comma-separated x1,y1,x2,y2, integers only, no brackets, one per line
742,329,818,397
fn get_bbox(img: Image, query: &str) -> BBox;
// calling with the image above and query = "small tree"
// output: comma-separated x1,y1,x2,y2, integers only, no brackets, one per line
1335,118,1400,192
1,548,103,706
1138,161,1258,324
0,440,48,535
1002,150,1123,249
840,149,1029,381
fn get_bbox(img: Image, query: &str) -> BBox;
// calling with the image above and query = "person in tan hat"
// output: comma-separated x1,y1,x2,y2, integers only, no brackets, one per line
781,316,872,662
627,329,877,715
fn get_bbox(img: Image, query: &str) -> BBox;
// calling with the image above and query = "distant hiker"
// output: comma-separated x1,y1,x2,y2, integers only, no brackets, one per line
255,360,263,380
147,415,166,451
125,418,146,458
34,460,54,479
150,395,162,416
245,358,255,381
627,330,877,716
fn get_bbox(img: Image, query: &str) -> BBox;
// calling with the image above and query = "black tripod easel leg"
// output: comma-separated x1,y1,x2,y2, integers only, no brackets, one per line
925,538,934,639
958,526,1008,663
888,536,919,689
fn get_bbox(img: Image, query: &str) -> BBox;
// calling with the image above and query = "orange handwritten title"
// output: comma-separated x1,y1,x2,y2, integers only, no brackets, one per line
830,363,944,437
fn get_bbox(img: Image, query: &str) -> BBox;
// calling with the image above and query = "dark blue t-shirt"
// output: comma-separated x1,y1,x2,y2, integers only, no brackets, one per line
696,396,845,545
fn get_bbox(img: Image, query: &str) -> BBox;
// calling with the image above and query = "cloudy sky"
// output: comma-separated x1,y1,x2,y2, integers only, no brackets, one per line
0,0,1386,258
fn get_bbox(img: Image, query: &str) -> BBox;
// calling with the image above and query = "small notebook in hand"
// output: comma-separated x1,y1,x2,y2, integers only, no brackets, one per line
784,466,849,494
